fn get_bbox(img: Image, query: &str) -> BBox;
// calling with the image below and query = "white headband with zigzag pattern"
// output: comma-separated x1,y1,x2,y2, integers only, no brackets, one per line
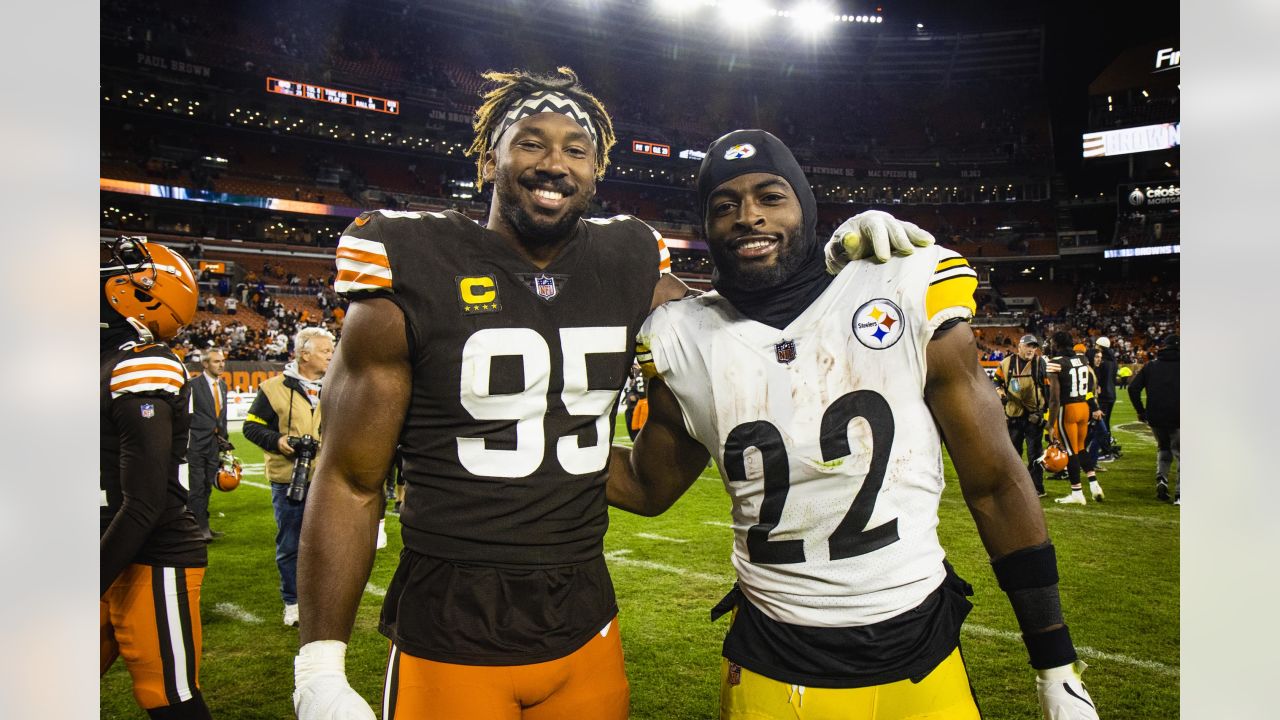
490,90,598,148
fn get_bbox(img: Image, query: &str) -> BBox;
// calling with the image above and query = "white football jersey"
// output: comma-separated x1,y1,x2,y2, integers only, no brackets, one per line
638,246,977,628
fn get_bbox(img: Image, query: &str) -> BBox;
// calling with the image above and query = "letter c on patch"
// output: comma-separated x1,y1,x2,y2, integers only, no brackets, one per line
459,276,497,304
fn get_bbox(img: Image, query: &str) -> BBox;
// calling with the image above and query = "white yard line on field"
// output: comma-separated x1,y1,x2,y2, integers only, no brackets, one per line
702,521,735,528
604,549,726,584
961,624,1177,676
607,548,1178,676
212,602,263,624
635,533,688,543
239,480,272,490
364,582,386,597
939,495,1177,526
1042,505,1178,525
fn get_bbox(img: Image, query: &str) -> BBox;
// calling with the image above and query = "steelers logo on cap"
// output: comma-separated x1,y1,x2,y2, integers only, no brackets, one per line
853,298,906,350
724,143,756,160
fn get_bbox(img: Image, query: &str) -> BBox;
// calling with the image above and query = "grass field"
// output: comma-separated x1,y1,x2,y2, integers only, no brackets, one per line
102,393,1178,719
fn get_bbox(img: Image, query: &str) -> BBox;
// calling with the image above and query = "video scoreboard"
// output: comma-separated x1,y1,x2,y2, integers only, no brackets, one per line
266,77,399,115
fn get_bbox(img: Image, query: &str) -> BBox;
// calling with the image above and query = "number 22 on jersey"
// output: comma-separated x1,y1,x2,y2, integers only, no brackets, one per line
458,326,626,478
723,389,899,565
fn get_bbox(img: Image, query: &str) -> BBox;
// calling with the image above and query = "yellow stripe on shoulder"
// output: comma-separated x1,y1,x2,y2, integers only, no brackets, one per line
634,338,658,379
925,274,978,320
935,256,971,272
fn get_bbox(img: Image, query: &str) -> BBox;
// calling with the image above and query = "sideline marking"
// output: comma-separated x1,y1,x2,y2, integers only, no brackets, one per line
212,602,263,624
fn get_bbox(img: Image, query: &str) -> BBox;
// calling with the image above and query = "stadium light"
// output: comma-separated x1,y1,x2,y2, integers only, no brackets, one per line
653,0,688,16
791,2,836,31
719,0,773,29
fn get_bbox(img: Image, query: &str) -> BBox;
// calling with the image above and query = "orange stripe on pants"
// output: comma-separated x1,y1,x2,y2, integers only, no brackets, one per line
630,398,649,431
1055,403,1090,455
101,564,205,710
385,616,629,720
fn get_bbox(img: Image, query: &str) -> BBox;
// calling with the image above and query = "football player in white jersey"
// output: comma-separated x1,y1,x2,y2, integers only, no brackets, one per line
607,130,1100,720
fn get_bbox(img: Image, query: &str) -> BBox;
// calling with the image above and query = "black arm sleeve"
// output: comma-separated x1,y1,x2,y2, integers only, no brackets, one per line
101,396,175,596
242,390,283,451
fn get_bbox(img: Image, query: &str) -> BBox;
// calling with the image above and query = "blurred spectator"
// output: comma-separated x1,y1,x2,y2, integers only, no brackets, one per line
1128,335,1180,504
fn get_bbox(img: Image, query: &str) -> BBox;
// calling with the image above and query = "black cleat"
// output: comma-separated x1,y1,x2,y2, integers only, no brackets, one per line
1156,476,1170,501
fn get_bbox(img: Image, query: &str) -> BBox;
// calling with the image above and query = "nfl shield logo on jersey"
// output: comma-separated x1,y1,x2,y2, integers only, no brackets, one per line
775,339,797,364
534,274,557,300
853,299,906,349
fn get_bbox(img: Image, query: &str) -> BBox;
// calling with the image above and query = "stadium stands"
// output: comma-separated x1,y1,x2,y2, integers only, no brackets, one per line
101,0,1176,367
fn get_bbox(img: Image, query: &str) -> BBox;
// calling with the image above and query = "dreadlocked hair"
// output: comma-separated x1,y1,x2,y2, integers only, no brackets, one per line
466,66,616,191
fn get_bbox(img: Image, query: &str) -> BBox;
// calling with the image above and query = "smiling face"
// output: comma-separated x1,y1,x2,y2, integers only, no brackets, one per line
484,112,597,252
704,172,806,291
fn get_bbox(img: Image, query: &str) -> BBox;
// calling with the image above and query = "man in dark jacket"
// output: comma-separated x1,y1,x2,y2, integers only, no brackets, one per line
1093,337,1120,458
1129,335,1180,503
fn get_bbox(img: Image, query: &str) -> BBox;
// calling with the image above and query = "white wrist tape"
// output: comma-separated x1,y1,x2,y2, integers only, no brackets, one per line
296,640,348,680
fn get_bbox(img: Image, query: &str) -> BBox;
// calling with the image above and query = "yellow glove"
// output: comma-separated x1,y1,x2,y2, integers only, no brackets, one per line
824,210,935,273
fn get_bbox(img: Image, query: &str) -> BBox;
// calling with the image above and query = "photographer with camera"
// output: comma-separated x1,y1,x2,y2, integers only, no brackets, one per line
994,334,1051,497
243,327,334,627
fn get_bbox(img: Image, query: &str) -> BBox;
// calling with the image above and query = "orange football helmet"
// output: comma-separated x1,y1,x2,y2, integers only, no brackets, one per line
215,452,241,492
1040,444,1069,473
101,236,198,341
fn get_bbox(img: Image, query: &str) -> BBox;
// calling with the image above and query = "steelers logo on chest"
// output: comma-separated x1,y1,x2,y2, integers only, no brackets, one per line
852,298,906,350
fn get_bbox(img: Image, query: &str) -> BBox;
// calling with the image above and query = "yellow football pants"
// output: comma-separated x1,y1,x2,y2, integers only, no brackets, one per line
720,647,981,720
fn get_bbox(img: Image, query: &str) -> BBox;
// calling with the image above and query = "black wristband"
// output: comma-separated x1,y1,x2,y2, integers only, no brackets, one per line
1023,625,1079,669
991,542,1058,592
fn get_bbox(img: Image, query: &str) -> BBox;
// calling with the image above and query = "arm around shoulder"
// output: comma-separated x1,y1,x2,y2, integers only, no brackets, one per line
649,272,696,314
607,376,709,516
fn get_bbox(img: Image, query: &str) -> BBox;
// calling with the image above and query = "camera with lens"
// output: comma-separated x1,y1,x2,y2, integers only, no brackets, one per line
286,434,319,502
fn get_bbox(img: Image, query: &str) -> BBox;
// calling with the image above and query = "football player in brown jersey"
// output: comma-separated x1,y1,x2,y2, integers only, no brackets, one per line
1047,332,1105,505
100,237,212,719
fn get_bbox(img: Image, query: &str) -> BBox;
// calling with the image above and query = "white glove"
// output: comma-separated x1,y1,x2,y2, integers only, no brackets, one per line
294,640,377,720
1036,661,1100,720
823,210,936,273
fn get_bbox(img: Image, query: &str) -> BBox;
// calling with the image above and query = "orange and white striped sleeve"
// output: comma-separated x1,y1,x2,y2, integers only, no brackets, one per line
335,213,393,295
110,353,187,399
653,227,672,276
